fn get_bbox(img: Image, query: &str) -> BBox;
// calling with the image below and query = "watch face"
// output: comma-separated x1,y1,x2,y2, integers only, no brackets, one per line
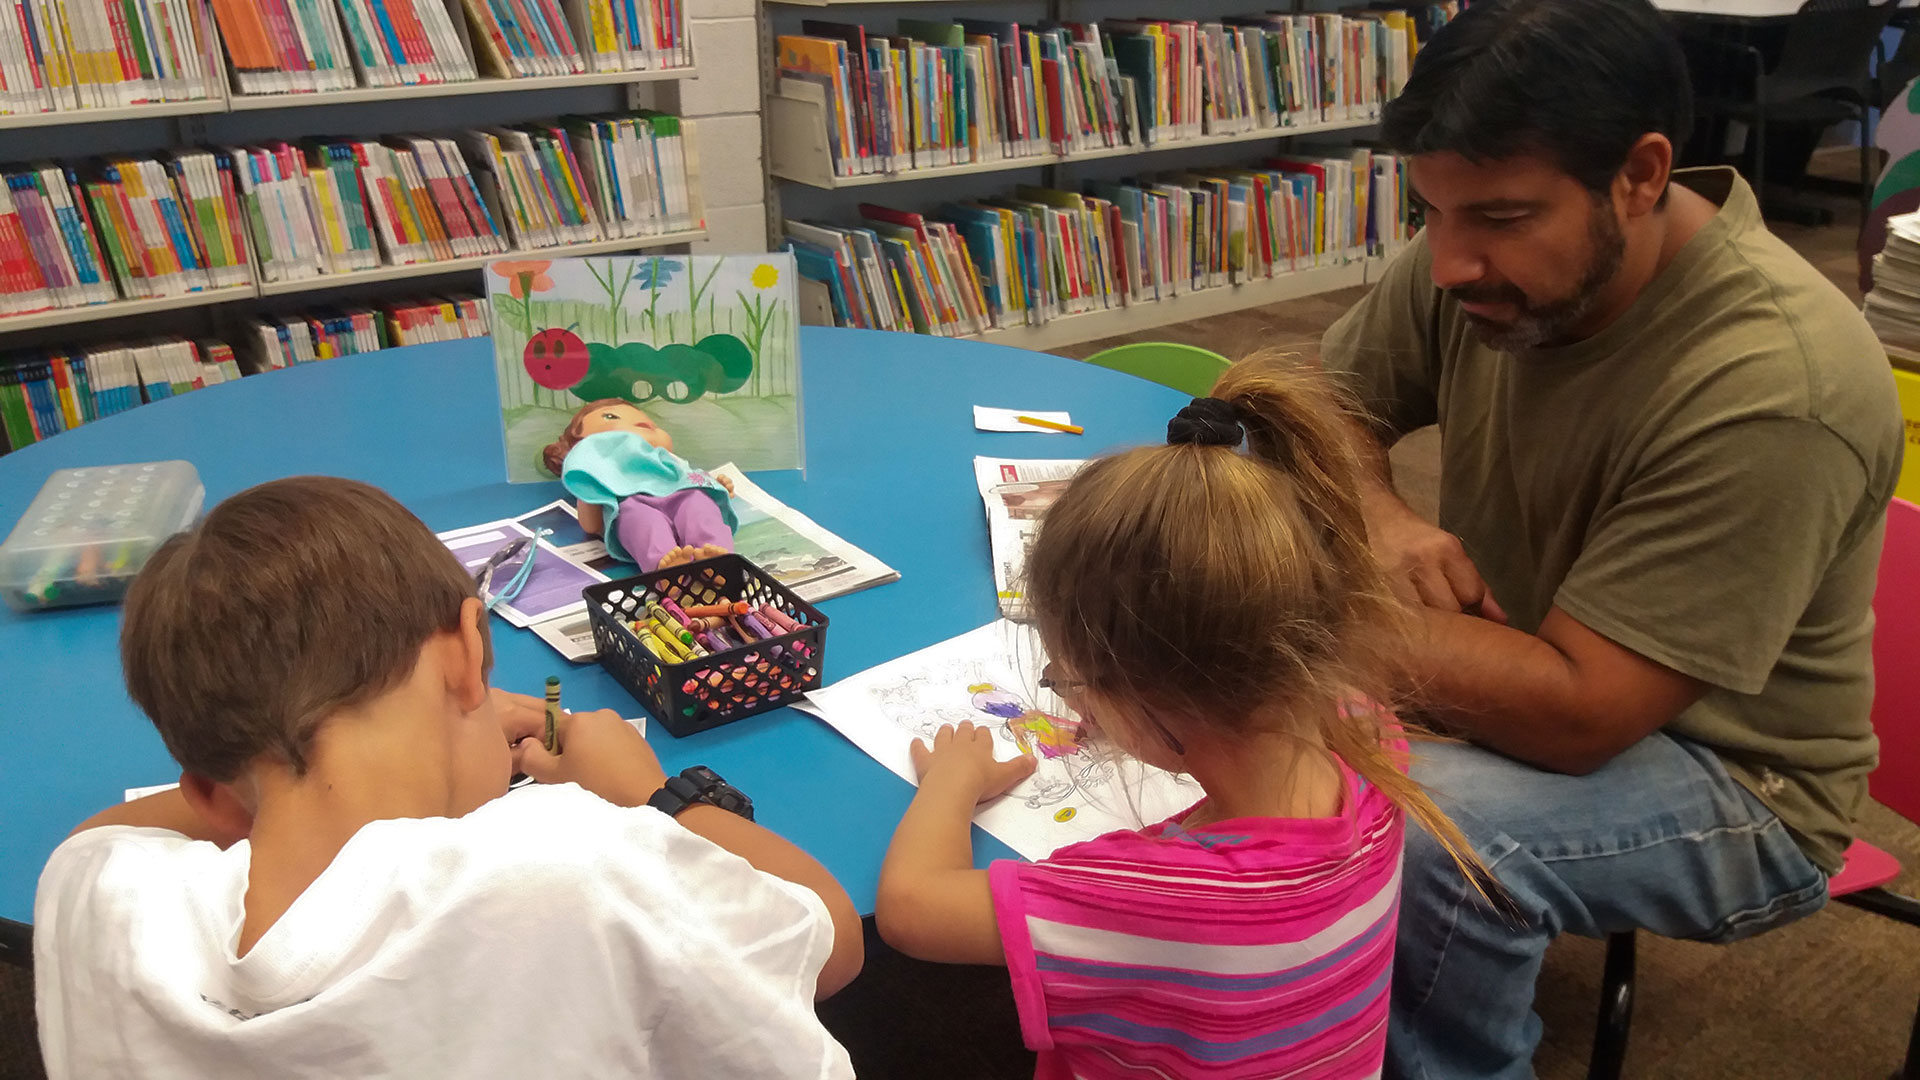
715,789,754,821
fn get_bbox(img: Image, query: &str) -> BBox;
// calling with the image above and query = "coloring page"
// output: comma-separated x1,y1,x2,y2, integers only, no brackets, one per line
798,620,1201,860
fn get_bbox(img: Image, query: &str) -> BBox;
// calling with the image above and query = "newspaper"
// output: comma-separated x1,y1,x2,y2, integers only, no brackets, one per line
438,467,898,662
438,503,614,663
974,456,1087,620
712,464,900,603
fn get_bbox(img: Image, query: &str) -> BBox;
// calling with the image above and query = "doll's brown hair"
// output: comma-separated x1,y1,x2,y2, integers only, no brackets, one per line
541,398,630,478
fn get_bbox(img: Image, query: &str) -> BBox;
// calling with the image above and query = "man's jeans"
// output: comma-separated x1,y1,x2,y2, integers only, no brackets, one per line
1388,733,1831,1080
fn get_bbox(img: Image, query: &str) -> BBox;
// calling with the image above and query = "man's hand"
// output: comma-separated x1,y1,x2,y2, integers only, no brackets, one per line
1364,489,1507,623
911,722,1037,805
497,691,667,807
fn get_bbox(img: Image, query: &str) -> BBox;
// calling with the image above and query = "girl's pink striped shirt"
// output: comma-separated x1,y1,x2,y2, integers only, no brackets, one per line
989,747,1406,1079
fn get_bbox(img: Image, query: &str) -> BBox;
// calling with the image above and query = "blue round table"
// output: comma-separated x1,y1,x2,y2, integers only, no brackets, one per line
0,326,1188,927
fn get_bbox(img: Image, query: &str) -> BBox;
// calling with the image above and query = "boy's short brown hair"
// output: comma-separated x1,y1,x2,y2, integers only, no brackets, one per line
121,476,489,781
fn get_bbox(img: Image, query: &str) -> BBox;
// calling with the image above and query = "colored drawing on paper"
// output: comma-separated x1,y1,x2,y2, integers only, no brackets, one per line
488,254,803,483
799,621,1199,861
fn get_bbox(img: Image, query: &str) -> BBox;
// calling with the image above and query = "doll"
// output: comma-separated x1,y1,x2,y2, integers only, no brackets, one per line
543,398,738,571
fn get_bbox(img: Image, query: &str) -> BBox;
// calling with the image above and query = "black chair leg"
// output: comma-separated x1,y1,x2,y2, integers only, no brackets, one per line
1835,885,1920,925
0,918,29,970
1831,887,1920,1079
1861,106,1877,225
1589,931,1636,1080
1755,101,1769,217
1902,990,1920,1080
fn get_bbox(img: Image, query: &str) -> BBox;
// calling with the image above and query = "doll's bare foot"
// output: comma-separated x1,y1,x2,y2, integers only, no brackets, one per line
656,544,730,570
656,545,701,570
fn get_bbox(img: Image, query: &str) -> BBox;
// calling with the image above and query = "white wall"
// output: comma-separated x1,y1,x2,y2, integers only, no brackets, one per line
682,0,771,254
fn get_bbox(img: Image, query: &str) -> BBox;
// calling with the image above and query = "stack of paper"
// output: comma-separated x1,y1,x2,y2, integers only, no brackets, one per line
1868,211,1920,359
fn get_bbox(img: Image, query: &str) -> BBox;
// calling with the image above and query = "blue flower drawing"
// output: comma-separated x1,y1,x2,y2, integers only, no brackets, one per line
632,258,684,289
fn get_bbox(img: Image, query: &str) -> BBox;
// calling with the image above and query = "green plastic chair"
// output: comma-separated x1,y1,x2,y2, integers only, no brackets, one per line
1080,342,1231,399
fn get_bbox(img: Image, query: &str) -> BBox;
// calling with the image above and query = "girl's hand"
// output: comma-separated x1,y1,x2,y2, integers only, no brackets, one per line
910,721,1036,805
716,473,735,496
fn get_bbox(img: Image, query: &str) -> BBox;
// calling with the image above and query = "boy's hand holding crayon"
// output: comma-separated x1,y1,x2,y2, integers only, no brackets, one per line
909,721,1037,806
492,688,668,808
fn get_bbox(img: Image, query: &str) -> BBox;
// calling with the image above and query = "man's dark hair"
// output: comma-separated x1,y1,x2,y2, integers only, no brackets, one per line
1382,0,1694,195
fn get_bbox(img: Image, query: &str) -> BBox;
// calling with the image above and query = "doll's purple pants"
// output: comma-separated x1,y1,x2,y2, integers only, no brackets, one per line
617,490,734,570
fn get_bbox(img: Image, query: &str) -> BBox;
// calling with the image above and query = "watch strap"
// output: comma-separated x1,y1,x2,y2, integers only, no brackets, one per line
646,767,753,821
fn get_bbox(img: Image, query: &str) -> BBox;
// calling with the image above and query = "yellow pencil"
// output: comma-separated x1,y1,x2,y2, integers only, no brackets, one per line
1016,415,1084,435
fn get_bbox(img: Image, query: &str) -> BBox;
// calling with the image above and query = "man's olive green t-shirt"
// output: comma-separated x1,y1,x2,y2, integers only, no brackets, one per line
1321,168,1905,872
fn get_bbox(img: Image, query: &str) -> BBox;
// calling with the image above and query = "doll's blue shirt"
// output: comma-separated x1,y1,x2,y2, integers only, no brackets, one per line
560,431,737,563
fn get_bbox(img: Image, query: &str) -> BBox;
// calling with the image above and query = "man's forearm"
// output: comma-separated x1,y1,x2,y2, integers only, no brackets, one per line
1403,609,1630,774
1342,412,1398,490
1342,417,1429,539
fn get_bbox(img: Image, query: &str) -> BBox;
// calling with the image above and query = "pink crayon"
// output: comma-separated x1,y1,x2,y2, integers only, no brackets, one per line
757,604,803,635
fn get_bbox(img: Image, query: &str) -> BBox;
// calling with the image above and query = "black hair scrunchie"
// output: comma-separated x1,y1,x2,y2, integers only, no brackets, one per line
1167,397,1246,448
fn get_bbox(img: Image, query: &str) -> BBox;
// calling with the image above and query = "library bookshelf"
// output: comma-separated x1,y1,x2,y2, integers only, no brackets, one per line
0,230,708,341
769,91,1385,191
795,256,1389,353
0,68,700,131
250,228,709,296
762,1,1429,347
0,0,708,345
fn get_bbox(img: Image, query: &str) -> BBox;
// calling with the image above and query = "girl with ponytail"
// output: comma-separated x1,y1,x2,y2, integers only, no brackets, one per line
875,351,1487,1080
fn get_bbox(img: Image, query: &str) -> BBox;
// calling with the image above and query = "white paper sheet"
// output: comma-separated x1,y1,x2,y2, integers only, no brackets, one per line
973,406,1077,433
123,720,648,802
796,620,1200,860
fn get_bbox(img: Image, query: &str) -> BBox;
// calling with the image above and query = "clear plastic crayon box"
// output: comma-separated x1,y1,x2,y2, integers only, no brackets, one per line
0,461,205,612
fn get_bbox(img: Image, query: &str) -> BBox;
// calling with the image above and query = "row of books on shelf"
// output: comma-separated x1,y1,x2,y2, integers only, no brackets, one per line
0,292,486,452
208,0,687,94
210,0,474,93
246,292,487,366
461,0,689,79
0,0,689,115
0,153,253,316
0,337,241,453
785,148,1412,337
0,0,219,115
776,5,1462,179
0,109,699,319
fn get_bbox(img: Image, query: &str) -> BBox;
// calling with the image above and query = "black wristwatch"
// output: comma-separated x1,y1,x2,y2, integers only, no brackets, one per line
647,766,754,821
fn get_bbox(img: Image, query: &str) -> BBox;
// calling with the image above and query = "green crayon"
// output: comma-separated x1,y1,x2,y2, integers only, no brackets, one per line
543,677,561,753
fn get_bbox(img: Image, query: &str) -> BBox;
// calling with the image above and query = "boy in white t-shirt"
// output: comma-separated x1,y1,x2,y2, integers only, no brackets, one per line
33,476,863,1079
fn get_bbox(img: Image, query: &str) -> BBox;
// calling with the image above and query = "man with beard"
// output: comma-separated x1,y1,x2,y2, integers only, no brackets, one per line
1319,0,1906,1077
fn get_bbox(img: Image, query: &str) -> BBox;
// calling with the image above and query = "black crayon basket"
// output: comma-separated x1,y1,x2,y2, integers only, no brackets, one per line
583,554,829,738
